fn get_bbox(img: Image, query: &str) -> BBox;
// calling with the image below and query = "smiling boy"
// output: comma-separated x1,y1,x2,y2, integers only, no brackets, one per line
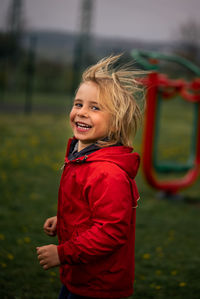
37,55,144,299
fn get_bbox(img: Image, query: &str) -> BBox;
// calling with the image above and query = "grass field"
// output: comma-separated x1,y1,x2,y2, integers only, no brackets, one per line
0,105,200,298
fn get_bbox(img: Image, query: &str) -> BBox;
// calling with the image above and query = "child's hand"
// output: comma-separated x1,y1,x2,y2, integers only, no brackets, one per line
43,216,57,236
36,244,60,270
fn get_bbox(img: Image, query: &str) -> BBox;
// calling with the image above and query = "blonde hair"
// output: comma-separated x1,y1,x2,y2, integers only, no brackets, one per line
81,54,145,147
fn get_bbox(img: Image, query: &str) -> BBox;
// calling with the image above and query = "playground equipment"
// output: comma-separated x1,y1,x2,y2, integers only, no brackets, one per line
131,50,200,195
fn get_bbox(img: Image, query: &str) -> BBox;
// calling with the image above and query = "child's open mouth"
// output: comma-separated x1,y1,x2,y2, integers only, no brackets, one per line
75,122,92,131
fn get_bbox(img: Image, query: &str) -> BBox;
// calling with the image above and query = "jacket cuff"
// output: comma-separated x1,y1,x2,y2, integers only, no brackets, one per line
57,242,80,265
57,244,66,264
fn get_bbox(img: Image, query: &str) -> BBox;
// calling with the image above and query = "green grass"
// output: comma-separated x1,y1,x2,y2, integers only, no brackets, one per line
0,110,200,299
156,96,197,164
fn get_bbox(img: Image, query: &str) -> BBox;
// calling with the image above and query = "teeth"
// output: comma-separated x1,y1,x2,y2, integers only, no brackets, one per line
76,122,91,129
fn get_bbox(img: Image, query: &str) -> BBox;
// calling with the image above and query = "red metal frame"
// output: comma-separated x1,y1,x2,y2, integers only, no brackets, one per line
142,72,200,194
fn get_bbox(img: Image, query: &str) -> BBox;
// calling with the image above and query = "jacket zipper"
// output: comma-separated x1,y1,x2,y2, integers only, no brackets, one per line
60,155,88,170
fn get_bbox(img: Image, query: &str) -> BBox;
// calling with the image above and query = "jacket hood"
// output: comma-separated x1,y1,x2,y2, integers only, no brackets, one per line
65,138,140,179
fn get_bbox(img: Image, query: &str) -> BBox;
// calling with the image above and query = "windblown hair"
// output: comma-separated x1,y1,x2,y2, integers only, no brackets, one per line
81,54,145,147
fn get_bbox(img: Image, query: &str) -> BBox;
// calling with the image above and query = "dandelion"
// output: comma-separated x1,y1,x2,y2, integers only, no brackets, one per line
30,193,40,200
0,234,5,240
156,246,162,253
156,246,164,258
150,283,161,290
179,282,187,287
11,158,19,167
29,136,39,146
168,229,175,241
0,262,7,268
155,270,162,276
0,172,7,182
7,253,14,260
24,237,31,243
50,271,56,277
171,270,177,276
150,283,156,288
142,253,150,260
139,275,146,280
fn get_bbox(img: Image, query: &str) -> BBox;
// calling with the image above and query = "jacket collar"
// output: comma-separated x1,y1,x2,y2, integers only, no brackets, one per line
67,138,100,161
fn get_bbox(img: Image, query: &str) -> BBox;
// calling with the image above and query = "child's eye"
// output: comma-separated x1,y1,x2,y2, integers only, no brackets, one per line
91,105,100,111
74,102,82,108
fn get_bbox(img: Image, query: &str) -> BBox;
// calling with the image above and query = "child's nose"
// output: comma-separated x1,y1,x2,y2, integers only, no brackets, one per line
77,106,88,117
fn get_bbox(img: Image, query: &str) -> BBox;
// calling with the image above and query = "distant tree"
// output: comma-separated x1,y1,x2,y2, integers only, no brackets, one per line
178,20,200,64
180,20,200,44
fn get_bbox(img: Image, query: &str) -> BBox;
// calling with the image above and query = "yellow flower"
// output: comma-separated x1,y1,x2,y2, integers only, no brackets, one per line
0,172,7,181
156,247,164,258
142,253,150,260
29,136,39,146
50,271,56,277
150,283,161,290
150,283,155,288
171,270,177,276
156,247,162,253
156,247,164,257
24,237,31,243
155,270,162,276
139,275,146,280
7,253,14,260
0,234,5,240
30,193,40,200
179,282,187,287
11,158,19,167
1,262,7,268
168,229,175,241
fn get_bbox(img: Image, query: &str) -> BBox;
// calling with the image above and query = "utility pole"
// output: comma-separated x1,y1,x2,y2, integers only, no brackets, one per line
6,0,24,63
7,0,24,35
72,0,94,93
7,0,24,46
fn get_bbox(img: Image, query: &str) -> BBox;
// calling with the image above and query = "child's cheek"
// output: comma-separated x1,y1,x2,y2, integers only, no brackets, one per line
69,110,75,127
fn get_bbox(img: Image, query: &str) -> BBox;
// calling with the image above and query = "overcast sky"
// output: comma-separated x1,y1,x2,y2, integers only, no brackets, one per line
0,0,200,42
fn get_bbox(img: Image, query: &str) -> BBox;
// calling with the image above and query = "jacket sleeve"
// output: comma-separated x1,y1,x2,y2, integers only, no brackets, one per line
57,164,135,265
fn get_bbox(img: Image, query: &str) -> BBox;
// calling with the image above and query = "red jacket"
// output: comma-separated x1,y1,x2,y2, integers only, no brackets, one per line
57,138,140,298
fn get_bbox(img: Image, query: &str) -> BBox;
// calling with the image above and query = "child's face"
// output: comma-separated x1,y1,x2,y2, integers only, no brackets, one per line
70,81,111,151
